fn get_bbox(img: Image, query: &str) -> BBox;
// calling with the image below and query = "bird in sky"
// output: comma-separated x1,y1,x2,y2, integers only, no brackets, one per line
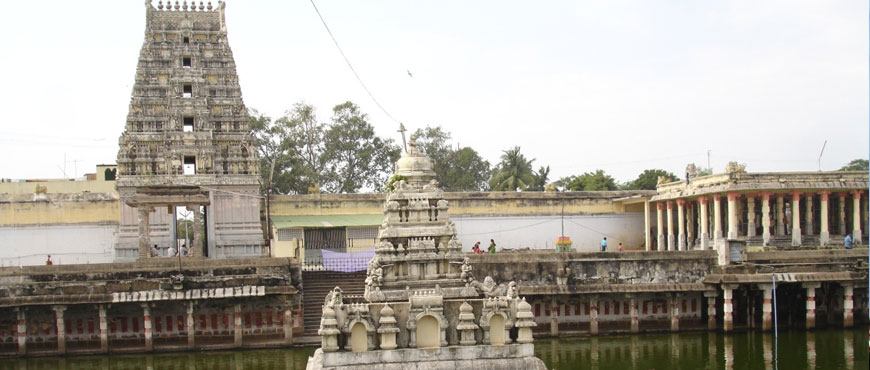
407,70,413,78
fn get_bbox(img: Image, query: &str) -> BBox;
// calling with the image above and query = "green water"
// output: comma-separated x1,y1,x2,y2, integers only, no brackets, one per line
0,328,866,369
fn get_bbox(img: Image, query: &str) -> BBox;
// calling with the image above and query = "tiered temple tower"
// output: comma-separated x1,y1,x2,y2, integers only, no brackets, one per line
115,1,264,260
364,138,471,302
310,138,544,369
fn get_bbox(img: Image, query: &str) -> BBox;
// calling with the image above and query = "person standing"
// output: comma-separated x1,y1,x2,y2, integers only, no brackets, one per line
618,242,623,251
151,244,160,257
844,233,853,249
488,239,497,254
45,255,53,265
601,237,607,252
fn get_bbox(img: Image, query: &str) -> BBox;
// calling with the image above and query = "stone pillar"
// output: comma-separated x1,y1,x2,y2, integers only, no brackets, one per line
15,308,26,355
283,307,294,344
838,193,847,236
628,295,639,333
803,282,820,329
99,304,108,352
722,285,735,332
819,191,830,245
791,191,802,246
186,301,196,349
746,194,756,237
704,291,718,330
656,203,665,251
54,305,66,354
188,205,202,258
699,197,710,250
589,296,599,335
666,201,675,251
851,190,862,244
137,206,152,259
677,199,686,251
758,284,773,331
687,202,695,249
842,282,854,328
142,304,153,351
234,304,243,347
670,294,680,331
775,194,785,236
760,192,771,246
549,300,559,336
713,194,722,240
644,200,651,251
727,192,739,239
804,192,814,236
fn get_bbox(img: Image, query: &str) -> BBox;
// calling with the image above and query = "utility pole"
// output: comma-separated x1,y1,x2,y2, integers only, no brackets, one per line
817,140,827,171
265,159,276,250
707,150,711,172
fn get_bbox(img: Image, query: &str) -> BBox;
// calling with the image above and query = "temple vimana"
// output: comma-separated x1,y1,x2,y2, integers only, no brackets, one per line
0,0,866,363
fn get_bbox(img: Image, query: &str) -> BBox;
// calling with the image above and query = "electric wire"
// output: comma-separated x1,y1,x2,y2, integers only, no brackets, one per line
308,0,401,124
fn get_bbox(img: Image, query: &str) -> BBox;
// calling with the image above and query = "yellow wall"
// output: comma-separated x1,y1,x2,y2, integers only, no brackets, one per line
0,194,119,225
0,180,116,196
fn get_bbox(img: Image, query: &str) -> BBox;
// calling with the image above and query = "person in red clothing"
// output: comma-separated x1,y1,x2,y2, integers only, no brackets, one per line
472,241,484,254
618,243,623,251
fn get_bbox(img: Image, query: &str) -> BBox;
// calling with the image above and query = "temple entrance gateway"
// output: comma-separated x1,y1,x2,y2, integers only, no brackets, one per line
416,315,440,349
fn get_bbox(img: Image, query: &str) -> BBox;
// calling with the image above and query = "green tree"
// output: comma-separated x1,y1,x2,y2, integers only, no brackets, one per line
557,170,618,191
489,146,536,191
839,159,869,171
249,109,301,195
528,165,550,191
624,169,679,190
444,147,491,191
413,125,491,191
280,103,326,193
322,102,401,193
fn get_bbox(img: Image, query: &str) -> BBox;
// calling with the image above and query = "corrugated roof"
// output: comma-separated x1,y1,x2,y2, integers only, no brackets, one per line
271,214,383,228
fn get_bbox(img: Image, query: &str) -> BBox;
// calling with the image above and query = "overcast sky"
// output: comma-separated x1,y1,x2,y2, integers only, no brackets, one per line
1,0,867,184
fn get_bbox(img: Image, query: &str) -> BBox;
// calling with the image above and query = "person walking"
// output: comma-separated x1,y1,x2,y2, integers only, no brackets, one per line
488,239,497,254
844,233,853,249
601,237,607,252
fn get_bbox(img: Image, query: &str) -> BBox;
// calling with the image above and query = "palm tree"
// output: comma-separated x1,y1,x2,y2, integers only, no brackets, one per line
489,146,535,191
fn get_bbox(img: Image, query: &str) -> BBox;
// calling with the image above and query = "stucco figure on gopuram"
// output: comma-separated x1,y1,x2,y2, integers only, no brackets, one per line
307,136,545,370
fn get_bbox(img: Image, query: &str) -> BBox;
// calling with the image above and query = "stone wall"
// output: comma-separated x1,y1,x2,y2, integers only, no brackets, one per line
469,250,715,293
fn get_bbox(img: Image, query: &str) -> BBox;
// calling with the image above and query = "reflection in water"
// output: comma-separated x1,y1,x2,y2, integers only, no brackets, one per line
533,327,868,370
0,328,865,370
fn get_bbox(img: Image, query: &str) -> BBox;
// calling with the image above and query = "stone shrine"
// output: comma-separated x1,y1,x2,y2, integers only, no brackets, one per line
115,1,265,260
307,137,546,370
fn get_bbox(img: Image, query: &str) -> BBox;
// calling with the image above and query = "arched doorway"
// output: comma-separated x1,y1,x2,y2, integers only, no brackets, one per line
489,314,505,345
417,315,440,348
350,322,367,352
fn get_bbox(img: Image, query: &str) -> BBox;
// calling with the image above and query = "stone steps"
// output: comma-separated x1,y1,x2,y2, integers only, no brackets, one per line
301,271,366,336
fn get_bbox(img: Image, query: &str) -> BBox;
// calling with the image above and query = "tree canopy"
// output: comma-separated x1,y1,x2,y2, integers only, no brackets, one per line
556,169,618,191
249,101,400,194
412,125,491,191
489,147,536,191
839,159,869,171
623,169,679,190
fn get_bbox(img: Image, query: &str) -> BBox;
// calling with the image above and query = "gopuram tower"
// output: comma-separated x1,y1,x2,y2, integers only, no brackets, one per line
115,1,264,260
309,137,545,370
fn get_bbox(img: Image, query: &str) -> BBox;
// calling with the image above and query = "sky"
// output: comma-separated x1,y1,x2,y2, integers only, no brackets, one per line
1,0,867,184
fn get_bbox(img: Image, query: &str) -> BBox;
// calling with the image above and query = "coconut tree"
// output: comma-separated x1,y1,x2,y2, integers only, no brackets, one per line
489,146,535,191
